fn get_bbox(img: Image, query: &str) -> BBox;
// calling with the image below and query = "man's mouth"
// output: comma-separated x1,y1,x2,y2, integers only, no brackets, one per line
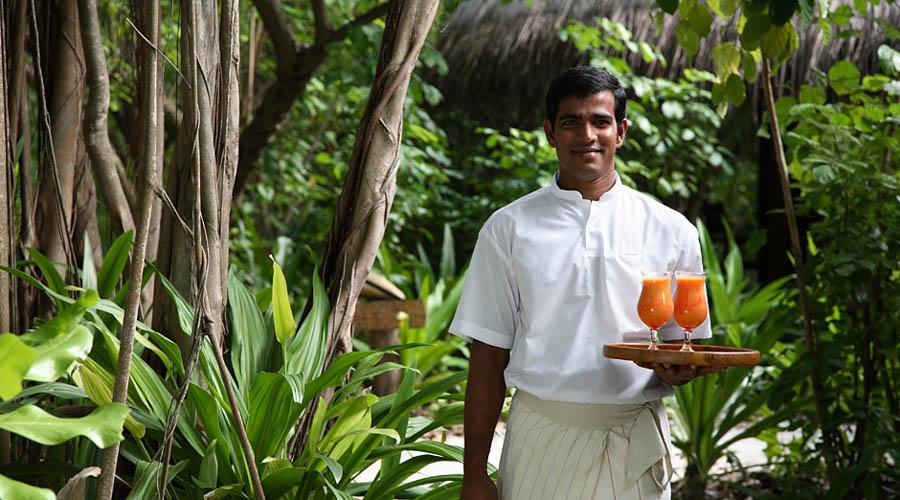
572,148,602,155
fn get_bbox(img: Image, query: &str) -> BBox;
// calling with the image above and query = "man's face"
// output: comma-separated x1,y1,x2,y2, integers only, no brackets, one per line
543,91,627,187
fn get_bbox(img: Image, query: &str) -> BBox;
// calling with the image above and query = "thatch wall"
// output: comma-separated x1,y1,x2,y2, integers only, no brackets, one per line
435,0,900,128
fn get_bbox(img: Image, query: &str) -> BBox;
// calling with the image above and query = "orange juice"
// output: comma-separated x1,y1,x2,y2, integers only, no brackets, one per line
673,276,708,330
637,276,674,329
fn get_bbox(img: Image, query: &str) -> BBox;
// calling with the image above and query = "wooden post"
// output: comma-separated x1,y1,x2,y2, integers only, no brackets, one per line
356,272,425,395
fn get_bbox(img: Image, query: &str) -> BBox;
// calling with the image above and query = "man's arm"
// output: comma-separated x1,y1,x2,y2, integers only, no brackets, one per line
461,340,510,499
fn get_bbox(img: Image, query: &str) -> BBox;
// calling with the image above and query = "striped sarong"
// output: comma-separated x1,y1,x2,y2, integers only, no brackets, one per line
497,391,673,500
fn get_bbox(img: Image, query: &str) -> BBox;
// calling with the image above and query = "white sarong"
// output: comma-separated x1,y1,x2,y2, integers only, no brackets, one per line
498,391,673,500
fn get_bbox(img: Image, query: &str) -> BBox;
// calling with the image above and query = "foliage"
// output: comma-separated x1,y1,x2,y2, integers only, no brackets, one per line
759,51,900,496
667,220,799,493
0,287,128,497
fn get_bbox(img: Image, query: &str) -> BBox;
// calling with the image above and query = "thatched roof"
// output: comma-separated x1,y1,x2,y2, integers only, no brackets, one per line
434,0,900,128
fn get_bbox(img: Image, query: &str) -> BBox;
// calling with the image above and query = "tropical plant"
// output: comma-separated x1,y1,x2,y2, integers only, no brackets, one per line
667,219,801,496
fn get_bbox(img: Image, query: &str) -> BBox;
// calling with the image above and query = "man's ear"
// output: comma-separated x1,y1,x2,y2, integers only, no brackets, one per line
615,118,629,149
543,118,556,147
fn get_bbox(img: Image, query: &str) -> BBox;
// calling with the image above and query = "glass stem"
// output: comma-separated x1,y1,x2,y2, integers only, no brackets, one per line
682,328,693,352
650,329,658,349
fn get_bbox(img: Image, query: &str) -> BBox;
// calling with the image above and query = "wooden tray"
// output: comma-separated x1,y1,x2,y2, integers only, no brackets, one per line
603,343,760,367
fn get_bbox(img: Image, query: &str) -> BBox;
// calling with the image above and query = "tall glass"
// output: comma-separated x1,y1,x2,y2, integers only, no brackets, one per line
637,271,674,350
673,271,708,352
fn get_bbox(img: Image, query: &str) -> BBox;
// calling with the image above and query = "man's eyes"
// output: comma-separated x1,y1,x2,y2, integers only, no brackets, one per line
561,119,611,127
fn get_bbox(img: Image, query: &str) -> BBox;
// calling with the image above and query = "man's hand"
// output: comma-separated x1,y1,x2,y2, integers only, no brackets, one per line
461,473,499,500
634,361,725,385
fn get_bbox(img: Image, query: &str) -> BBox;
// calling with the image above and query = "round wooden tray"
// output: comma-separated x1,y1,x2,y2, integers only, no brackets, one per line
603,343,760,367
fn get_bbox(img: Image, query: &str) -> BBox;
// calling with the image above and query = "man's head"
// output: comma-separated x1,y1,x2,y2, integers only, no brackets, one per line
543,67,629,194
545,66,627,129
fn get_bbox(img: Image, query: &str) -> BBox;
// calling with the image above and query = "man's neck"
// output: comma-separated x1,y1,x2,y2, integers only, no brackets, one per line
557,170,617,201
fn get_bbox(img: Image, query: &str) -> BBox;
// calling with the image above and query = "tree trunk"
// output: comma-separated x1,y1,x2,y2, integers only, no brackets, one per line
318,0,440,361
0,0,13,468
78,0,135,236
96,0,161,495
35,0,83,278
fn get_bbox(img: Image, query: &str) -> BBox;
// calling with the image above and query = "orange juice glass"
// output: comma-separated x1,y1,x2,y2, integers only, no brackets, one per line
637,271,674,349
673,271,708,352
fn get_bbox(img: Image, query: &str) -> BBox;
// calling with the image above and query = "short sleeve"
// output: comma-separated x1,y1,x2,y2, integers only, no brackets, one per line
658,222,713,341
449,225,518,349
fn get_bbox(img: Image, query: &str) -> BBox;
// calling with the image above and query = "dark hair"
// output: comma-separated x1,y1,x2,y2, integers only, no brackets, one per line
545,66,627,127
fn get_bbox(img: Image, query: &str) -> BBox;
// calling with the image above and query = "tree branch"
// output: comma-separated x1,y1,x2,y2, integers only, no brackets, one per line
327,2,391,44
96,0,161,496
78,0,136,235
312,0,330,44
251,0,296,72
234,2,391,196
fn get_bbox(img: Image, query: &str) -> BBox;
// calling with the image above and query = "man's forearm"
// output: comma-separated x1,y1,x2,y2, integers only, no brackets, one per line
463,341,509,475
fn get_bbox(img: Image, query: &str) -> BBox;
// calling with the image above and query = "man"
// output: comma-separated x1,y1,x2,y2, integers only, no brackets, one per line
450,66,721,500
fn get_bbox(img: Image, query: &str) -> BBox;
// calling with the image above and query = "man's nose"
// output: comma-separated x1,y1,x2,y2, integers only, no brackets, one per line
576,123,597,142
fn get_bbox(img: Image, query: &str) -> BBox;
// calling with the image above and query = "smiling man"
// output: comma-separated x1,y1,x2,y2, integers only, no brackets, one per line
452,67,718,500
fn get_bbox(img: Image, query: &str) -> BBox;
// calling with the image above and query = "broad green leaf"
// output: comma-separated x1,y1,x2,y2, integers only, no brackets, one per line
0,474,55,500
739,13,770,50
656,0,678,15
761,22,791,60
769,0,798,25
675,22,700,56
0,334,36,400
439,223,456,279
799,84,826,104
96,230,133,299
0,382,86,412
724,74,746,106
247,373,303,460
126,460,188,500
271,257,295,344
742,50,758,81
365,455,447,500
72,362,145,438
196,440,219,489
687,3,713,37
22,290,97,346
878,44,900,76
828,60,861,95
149,263,194,335
260,467,305,499
284,270,329,381
26,248,66,298
712,43,741,79
187,384,238,484
0,403,127,447
228,273,271,392
0,264,73,306
23,324,93,382
81,235,97,291
707,0,737,18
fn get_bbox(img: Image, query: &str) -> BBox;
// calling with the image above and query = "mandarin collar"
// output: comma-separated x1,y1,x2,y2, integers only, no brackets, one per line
549,171,624,203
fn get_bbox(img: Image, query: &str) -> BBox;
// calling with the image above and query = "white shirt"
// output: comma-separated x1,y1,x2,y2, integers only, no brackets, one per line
450,173,712,404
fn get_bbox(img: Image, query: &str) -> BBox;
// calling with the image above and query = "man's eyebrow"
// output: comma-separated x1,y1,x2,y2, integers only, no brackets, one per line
557,111,614,122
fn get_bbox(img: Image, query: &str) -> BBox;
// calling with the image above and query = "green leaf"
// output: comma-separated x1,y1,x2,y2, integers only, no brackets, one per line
761,22,796,60
0,474,55,500
147,261,194,335
878,44,900,76
707,0,737,18
828,60,861,95
769,0,798,25
26,248,66,299
0,334,37,400
271,257,295,344
96,231,133,299
127,460,188,500
72,362,145,438
284,270,329,381
228,273,271,393
712,43,741,79
688,3,713,37
23,324,93,383
742,50,758,81
247,373,304,460
196,440,219,489
740,14,771,50
724,73,746,106
799,84,826,104
439,224,456,279
0,383,86,413
0,403,128,447
675,22,700,56
661,101,685,120
81,235,97,291
656,0,678,14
